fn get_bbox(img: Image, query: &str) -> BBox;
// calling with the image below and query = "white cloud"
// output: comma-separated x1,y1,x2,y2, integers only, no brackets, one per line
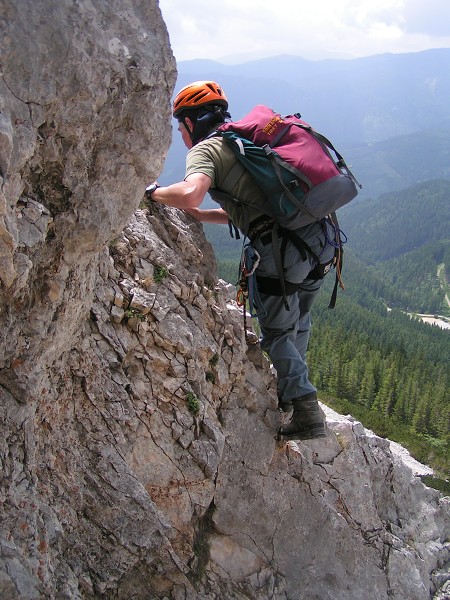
159,0,450,62
402,0,450,36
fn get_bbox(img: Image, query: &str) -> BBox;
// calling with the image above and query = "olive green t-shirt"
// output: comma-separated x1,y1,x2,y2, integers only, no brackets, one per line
185,136,267,233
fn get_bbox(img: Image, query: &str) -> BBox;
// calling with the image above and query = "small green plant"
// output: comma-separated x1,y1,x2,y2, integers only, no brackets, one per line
186,392,200,415
124,307,146,321
154,265,169,283
209,353,219,367
205,371,216,384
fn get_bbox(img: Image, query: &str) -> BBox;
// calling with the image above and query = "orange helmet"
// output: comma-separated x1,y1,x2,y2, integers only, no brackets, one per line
173,80,228,118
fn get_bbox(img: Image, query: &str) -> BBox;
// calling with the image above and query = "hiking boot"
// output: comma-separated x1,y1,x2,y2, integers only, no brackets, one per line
277,392,326,441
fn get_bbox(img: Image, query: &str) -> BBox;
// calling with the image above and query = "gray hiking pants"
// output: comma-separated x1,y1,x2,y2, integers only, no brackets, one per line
252,220,336,403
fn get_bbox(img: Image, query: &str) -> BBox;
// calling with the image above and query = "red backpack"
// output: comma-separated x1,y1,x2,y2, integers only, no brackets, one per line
212,104,361,230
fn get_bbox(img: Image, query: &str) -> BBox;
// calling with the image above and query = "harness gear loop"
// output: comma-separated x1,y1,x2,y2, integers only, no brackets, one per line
236,246,261,343
326,212,347,308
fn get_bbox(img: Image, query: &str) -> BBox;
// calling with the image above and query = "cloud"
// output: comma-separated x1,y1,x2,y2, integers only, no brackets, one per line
402,0,450,36
159,0,450,62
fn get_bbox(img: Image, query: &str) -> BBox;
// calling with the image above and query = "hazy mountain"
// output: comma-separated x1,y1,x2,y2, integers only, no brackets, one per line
347,128,450,199
174,49,450,143
340,179,450,263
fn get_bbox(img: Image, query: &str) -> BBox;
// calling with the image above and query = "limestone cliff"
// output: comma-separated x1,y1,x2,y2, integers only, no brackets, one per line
0,1,449,599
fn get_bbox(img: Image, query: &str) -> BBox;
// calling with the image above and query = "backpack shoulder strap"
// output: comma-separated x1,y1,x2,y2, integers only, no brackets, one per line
220,159,246,192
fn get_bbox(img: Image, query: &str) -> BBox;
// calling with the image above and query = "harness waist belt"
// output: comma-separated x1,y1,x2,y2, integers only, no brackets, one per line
248,216,275,241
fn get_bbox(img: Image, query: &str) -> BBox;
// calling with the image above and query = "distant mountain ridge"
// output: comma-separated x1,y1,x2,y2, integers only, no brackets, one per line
347,127,450,199
341,179,450,263
176,49,450,144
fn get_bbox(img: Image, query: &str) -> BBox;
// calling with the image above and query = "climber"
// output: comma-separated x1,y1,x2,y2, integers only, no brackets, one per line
145,80,337,441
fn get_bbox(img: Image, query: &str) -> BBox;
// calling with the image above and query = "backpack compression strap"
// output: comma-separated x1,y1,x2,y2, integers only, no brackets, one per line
263,148,321,222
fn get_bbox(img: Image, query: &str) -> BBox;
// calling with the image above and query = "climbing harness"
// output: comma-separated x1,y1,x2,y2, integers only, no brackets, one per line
233,213,347,341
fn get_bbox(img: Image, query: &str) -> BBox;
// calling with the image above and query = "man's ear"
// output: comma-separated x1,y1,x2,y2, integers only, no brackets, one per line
185,117,194,133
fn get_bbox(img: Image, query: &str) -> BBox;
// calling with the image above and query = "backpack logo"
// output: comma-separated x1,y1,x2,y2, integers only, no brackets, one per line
262,114,283,136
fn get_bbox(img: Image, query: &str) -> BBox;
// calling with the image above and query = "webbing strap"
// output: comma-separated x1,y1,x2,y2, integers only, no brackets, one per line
265,145,314,189
327,212,345,309
285,230,317,263
256,276,303,296
228,219,241,239
328,248,342,309
268,225,317,310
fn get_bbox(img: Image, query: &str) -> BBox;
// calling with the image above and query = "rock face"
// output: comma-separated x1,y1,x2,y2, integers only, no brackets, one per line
0,2,449,599
0,0,174,396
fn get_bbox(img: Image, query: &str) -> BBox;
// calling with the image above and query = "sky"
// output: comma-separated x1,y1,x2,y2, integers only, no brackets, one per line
159,0,450,63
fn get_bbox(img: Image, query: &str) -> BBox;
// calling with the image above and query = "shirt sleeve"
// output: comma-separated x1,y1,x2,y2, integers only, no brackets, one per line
184,139,220,187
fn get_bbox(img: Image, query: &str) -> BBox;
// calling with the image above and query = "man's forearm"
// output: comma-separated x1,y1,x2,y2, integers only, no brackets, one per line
184,207,229,224
150,181,201,209
149,172,212,209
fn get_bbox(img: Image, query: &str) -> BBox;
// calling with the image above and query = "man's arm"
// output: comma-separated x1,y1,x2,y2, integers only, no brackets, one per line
183,206,229,224
148,172,229,224
149,173,211,209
